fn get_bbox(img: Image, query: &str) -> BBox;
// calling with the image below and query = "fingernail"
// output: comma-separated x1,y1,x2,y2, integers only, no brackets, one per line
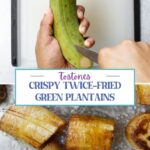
78,10,83,18
43,14,47,23
43,9,51,22
44,8,50,15
84,40,90,47
80,26,86,34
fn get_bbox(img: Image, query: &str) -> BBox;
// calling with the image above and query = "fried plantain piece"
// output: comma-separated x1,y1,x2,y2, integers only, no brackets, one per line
0,85,7,102
0,106,65,148
66,115,115,150
137,85,150,105
126,113,150,150
42,142,61,150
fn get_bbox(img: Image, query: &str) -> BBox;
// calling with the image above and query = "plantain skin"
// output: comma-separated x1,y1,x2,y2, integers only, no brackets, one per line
0,106,65,148
66,115,115,150
50,0,93,68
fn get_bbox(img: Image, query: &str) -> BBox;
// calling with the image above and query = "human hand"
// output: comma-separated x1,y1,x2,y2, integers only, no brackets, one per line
35,6,95,69
98,40,150,82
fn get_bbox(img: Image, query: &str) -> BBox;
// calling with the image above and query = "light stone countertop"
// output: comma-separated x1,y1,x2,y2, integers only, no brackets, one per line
141,0,150,42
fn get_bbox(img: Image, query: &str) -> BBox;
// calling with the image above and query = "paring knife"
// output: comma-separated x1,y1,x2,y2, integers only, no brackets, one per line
75,45,98,64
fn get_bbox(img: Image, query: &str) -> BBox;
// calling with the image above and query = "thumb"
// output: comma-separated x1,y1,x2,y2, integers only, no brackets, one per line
39,8,54,41
98,48,105,68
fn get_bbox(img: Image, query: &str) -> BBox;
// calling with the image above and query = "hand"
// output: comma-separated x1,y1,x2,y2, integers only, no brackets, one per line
36,6,95,68
98,40,150,82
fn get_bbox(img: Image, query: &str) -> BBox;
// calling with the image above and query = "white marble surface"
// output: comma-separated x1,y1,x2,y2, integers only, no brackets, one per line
0,0,14,84
141,0,150,42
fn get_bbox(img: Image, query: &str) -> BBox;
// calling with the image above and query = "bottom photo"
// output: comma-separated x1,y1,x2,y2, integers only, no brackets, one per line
0,85,150,150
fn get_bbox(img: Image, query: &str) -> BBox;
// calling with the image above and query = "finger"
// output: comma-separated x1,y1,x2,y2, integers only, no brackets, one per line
84,37,95,48
79,18,90,35
39,8,54,41
137,41,150,48
77,5,85,20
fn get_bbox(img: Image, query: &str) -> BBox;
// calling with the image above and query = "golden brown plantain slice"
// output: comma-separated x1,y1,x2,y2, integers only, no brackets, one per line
0,85,7,102
137,85,150,105
0,106,65,148
66,115,115,150
42,142,61,150
126,113,150,150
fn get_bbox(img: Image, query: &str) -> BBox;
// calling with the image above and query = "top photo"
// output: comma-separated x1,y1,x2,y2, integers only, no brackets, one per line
0,0,150,84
